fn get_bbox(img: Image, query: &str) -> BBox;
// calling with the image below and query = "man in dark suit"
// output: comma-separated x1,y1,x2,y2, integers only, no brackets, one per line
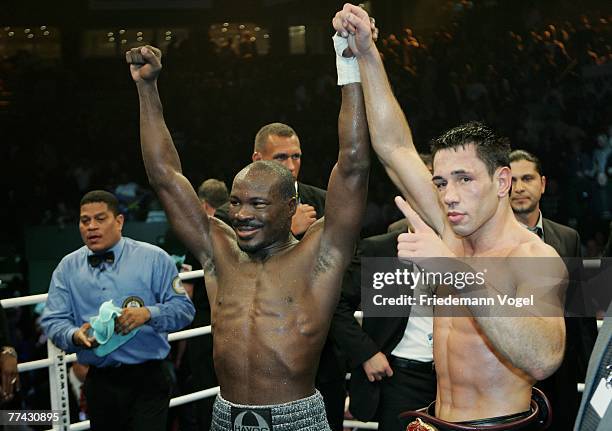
214,123,345,430
510,149,598,431
574,302,611,431
330,227,436,431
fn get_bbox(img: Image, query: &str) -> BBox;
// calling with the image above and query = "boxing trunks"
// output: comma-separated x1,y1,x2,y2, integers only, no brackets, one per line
211,390,331,431
401,387,552,431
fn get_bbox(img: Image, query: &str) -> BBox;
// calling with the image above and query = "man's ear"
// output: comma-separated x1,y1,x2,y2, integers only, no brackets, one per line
496,166,512,197
116,213,125,231
288,196,297,216
252,152,262,162
541,175,547,195
202,201,215,217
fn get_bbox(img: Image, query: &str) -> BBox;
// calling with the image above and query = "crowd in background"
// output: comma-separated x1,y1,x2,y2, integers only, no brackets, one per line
0,2,611,426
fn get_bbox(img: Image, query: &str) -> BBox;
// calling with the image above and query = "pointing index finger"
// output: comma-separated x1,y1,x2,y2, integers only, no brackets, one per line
394,196,429,232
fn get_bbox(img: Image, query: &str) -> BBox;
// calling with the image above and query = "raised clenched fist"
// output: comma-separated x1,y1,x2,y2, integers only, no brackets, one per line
332,3,376,57
126,45,163,83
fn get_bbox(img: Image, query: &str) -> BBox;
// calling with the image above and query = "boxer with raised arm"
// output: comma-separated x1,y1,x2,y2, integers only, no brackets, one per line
333,4,565,429
126,42,369,430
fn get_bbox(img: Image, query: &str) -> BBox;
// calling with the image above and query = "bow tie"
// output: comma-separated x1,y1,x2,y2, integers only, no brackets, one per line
88,251,115,268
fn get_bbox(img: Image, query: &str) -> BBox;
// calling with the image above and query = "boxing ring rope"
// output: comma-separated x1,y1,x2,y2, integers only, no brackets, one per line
1,264,602,431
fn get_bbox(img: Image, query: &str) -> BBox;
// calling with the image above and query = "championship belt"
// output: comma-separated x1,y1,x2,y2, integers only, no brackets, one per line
401,387,552,431
407,418,439,431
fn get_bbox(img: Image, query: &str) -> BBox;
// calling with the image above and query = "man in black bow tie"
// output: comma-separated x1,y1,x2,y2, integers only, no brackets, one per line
87,251,115,268
41,190,195,430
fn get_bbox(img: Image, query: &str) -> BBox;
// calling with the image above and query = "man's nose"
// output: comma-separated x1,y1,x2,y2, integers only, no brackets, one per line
513,180,525,193
443,182,459,206
236,206,254,220
283,159,296,174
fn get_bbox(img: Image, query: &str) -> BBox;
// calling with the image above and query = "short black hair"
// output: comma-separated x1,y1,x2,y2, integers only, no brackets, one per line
509,149,543,175
430,122,511,176
254,123,298,153
235,161,296,201
80,190,120,215
197,179,229,208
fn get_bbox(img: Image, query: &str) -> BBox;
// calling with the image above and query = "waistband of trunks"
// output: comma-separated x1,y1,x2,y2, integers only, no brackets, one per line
211,390,331,431
217,390,322,410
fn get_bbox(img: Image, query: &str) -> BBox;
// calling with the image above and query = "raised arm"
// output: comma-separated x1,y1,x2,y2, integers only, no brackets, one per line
126,46,212,264
318,80,370,271
333,4,445,234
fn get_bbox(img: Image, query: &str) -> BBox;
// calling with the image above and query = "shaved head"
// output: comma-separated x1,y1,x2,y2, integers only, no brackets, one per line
234,161,296,201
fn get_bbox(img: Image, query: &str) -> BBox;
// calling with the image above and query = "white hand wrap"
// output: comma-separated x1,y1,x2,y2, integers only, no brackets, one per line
333,33,361,86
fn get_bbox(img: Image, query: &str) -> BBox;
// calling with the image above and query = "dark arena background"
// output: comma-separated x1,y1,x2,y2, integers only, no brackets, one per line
0,0,610,429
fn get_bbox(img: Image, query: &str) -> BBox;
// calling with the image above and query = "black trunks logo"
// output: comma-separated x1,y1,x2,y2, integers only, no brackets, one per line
122,296,144,308
231,407,272,431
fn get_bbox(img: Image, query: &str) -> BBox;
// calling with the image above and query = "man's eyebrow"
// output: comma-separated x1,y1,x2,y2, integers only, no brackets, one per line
432,175,445,182
80,213,105,220
449,169,471,176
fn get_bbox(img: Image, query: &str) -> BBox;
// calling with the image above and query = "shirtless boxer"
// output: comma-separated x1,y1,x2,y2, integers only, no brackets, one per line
333,4,566,429
126,43,369,430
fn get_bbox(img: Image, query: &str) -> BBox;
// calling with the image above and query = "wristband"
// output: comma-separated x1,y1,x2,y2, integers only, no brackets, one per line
333,33,361,86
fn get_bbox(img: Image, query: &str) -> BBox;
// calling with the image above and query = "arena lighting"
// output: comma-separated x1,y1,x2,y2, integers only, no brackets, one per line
119,29,125,34
136,31,143,36
165,30,172,35
43,31,49,36
263,34,269,38
8,31,14,36
254,26,261,31
239,24,245,29
107,32,113,36
109,37,115,42
3,26,9,31
137,36,143,41
24,28,31,33
221,27,227,32
40,26,46,30
223,22,229,27
27,34,34,39
121,39,127,44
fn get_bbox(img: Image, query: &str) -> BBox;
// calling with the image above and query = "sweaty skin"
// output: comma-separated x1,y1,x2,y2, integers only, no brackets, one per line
127,45,370,404
332,4,565,422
